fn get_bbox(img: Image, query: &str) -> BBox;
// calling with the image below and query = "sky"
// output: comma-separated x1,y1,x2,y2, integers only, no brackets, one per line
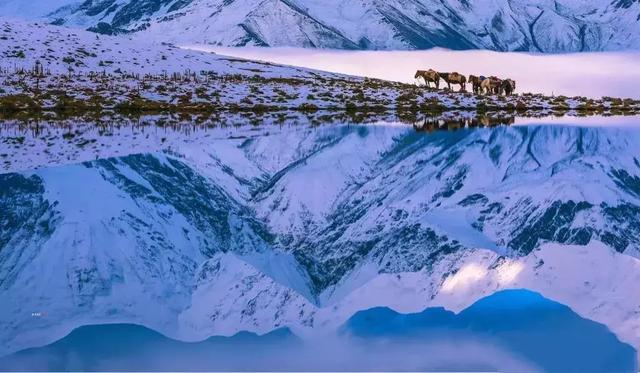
0,0,78,18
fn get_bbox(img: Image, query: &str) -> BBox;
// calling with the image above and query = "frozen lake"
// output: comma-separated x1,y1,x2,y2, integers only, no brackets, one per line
185,46,640,100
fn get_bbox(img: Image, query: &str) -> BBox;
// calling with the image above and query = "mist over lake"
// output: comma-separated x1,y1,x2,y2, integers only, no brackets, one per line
186,46,640,99
1,290,635,372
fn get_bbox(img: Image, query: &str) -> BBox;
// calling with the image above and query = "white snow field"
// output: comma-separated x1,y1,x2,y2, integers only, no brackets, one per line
186,46,640,99
0,17,330,77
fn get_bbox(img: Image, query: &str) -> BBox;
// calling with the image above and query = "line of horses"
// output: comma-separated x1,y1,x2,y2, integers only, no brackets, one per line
414,69,516,96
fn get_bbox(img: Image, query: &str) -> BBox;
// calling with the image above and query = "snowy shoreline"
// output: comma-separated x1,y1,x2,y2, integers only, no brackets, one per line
2,18,639,119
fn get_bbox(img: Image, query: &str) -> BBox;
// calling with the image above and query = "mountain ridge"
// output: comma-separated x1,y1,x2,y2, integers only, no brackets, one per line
2,0,639,52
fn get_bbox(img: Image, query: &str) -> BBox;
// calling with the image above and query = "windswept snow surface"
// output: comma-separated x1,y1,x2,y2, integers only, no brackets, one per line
3,121,640,365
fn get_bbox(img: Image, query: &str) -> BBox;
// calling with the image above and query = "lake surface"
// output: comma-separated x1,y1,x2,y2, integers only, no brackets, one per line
2,113,638,173
1,114,640,371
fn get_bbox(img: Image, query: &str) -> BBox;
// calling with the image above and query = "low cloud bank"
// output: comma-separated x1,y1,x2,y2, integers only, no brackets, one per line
186,46,640,99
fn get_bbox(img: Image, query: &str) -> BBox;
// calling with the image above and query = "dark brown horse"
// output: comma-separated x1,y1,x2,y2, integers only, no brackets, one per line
414,69,440,89
439,72,467,92
501,79,517,95
468,75,486,95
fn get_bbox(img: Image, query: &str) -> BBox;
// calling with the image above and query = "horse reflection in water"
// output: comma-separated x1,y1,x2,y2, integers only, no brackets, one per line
412,114,515,133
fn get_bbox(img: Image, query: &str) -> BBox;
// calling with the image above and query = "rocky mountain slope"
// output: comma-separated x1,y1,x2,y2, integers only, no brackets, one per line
4,0,639,52
2,123,640,360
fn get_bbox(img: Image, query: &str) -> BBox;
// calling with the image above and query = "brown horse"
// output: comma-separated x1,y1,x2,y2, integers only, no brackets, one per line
439,72,467,92
468,75,486,95
414,69,440,89
501,79,517,95
481,76,502,95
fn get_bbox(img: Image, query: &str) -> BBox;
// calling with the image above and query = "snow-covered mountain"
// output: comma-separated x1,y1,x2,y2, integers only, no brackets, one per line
2,122,640,361
8,0,638,52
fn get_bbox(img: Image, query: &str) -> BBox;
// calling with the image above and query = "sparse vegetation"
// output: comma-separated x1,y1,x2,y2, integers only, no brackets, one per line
0,61,637,120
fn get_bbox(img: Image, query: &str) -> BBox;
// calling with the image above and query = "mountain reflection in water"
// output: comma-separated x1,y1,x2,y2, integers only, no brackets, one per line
1,114,640,371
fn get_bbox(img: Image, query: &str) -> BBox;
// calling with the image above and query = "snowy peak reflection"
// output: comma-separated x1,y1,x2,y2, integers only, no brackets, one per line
1,113,638,174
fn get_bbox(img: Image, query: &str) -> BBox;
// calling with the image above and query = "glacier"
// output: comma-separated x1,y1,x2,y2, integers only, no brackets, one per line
2,120,640,367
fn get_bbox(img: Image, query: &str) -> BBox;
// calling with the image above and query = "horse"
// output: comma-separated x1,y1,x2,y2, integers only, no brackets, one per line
468,75,486,95
439,72,467,92
481,76,502,95
501,79,517,96
414,69,440,89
